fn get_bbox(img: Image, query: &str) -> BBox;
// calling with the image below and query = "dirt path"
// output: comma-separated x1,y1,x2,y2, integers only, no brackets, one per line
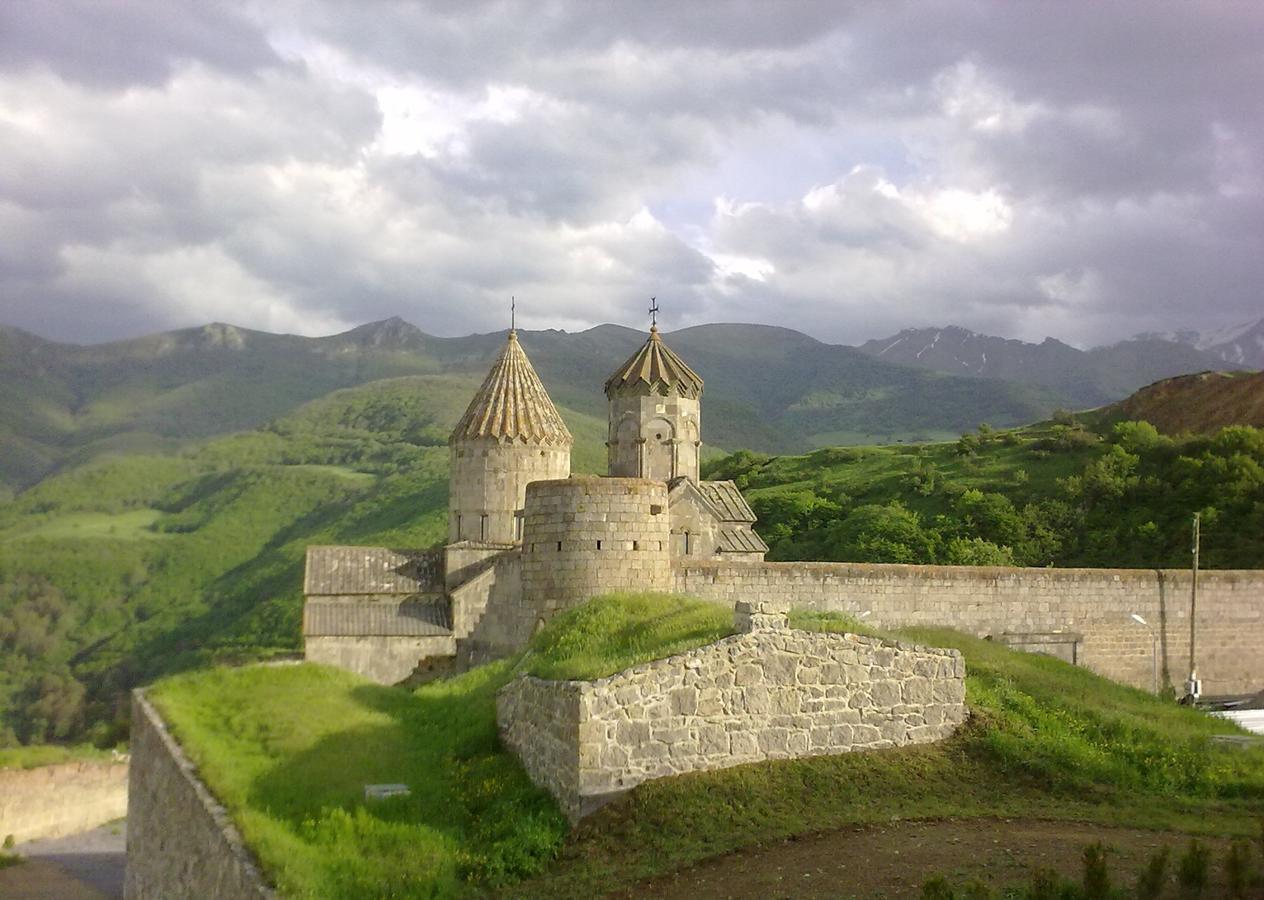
617,819,1240,899
0,820,126,900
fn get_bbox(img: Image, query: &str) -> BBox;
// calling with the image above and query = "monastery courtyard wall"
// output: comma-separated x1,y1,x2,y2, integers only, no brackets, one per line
676,561,1264,695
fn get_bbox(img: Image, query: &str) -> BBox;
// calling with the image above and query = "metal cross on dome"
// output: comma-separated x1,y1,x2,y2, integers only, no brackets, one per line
511,295,515,331
649,297,659,328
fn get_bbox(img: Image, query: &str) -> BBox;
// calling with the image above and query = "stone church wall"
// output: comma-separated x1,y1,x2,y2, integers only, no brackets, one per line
304,635,455,685
125,691,274,900
497,604,965,822
521,477,673,624
675,561,1264,695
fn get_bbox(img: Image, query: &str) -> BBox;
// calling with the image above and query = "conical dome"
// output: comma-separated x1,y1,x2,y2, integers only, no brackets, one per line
604,326,704,399
450,332,572,445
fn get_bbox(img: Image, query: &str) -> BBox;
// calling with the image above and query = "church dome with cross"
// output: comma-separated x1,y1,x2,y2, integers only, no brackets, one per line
604,304,703,483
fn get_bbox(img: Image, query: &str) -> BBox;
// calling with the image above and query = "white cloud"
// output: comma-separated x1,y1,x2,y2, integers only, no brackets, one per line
1,0,1261,347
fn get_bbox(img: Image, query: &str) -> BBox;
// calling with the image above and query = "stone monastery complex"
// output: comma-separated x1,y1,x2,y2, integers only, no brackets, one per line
303,323,769,683
300,322,1263,700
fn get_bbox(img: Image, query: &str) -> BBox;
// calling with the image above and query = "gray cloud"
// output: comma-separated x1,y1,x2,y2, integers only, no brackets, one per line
0,0,1261,347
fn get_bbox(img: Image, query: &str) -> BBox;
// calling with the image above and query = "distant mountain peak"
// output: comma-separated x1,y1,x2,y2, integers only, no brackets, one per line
337,317,428,349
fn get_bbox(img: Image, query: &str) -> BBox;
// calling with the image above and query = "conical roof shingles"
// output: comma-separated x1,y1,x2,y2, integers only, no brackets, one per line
450,332,572,445
604,326,704,397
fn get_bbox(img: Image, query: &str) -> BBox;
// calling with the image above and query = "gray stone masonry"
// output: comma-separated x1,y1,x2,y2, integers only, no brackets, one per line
676,560,1264,695
498,601,965,823
125,691,274,900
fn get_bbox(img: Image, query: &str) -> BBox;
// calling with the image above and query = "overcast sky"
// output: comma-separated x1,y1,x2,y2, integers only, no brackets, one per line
1,1,1261,347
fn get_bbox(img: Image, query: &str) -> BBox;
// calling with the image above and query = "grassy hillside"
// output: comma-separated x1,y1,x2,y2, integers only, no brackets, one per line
149,594,1264,898
0,318,1073,492
1086,370,1264,435
0,375,607,747
708,418,1264,570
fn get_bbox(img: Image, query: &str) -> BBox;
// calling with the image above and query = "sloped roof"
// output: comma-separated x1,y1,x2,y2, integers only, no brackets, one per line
303,600,452,637
304,546,444,596
604,326,704,398
451,331,573,445
698,480,757,523
717,527,769,554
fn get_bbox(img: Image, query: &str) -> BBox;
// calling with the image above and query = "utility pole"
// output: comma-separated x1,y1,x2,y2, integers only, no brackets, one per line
1186,512,1201,700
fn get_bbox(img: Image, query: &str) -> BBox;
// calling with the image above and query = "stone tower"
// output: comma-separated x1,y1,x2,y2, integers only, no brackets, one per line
448,330,572,544
604,325,704,482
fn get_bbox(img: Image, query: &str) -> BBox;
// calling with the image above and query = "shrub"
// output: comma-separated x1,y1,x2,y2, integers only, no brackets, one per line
1177,839,1210,898
1224,840,1255,898
1134,846,1169,900
1081,841,1111,898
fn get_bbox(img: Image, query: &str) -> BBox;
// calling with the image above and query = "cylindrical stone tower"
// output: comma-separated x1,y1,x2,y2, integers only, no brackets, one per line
521,477,672,624
604,325,704,483
448,331,572,545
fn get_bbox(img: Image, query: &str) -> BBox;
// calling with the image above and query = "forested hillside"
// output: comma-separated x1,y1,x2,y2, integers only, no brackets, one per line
708,418,1264,570
0,375,606,747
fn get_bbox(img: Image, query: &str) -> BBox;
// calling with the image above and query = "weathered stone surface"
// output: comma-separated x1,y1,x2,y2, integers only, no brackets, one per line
0,759,127,844
125,692,274,900
497,625,965,823
675,561,1264,695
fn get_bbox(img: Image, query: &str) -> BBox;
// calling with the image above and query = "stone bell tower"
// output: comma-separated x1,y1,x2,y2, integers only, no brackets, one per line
448,330,572,544
604,324,704,483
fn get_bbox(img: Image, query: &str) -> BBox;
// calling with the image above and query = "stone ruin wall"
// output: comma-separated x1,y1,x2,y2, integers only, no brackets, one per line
675,561,1264,695
497,604,966,823
125,691,273,900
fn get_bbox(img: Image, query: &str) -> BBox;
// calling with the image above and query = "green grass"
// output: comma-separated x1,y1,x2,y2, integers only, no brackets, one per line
0,743,115,770
150,661,564,898
149,595,1264,898
4,508,167,541
524,593,734,681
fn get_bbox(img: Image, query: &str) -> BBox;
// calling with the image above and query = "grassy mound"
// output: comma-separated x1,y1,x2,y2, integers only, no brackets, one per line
524,592,733,681
149,596,1264,899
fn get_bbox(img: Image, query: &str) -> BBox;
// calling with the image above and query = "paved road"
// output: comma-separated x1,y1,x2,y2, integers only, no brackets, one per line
0,820,126,899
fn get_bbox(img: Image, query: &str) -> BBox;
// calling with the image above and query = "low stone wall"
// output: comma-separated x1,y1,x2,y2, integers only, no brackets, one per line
0,759,128,844
125,691,274,899
676,562,1264,694
304,634,455,685
498,602,965,822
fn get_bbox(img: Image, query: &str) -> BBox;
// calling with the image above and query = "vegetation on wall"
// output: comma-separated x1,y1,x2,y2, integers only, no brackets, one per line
706,420,1264,570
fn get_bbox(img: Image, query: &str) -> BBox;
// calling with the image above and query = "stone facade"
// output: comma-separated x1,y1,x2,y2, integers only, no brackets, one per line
607,389,701,482
304,634,456,684
497,602,965,822
0,759,128,844
448,442,571,544
125,691,274,900
521,477,673,625
676,561,1264,695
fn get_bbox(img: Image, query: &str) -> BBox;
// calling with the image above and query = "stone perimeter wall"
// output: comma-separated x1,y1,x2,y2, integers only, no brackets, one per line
0,759,128,844
125,691,274,900
675,561,1264,694
497,613,965,823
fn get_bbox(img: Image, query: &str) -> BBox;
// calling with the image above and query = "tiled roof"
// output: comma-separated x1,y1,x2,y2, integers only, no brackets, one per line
716,527,769,554
303,600,452,637
604,326,704,398
304,546,444,596
450,331,572,445
699,480,757,523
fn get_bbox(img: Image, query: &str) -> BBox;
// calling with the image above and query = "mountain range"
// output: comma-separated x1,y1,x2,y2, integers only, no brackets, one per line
856,320,1261,407
2,316,1257,494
